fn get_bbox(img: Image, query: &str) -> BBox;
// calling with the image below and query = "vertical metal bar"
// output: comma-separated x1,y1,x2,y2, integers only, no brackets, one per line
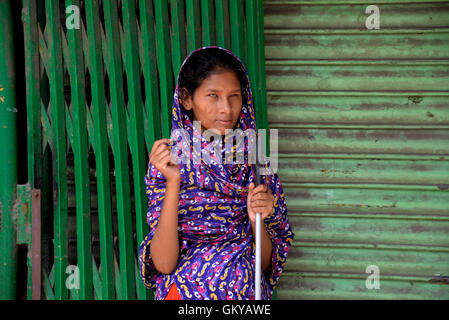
229,0,247,65
201,0,215,46
121,0,149,300
139,0,162,151
85,0,115,300
45,0,69,300
253,148,264,300
186,0,201,53
255,0,269,158
91,255,101,299
215,0,230,49
65,0,93,300
245,0,261,128
103,0,136,300
256,0,268,132
154,0,174,138
22,0,42,300
247,0,266,300
0,0,18,300
40,143,53,298
23,0,42,190
255,213,261,300
31,189,41,300
170,0,187,74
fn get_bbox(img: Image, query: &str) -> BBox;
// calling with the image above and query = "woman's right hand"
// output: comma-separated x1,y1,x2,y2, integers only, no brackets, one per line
149,138,181,183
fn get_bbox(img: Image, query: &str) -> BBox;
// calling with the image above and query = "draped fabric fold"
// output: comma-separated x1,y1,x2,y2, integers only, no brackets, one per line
138,46,294,300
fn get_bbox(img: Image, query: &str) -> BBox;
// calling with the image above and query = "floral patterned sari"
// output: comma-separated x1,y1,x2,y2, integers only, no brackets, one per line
139,46,294,300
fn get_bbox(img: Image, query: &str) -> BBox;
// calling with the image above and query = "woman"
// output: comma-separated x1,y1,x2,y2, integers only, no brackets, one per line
139,46,294,300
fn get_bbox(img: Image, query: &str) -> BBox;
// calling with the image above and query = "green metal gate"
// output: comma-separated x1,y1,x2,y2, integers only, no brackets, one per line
0,0,268,300
4,0,448,301
265,0,449,299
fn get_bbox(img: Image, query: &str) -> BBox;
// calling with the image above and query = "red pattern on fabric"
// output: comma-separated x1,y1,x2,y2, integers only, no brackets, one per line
164,283,181,300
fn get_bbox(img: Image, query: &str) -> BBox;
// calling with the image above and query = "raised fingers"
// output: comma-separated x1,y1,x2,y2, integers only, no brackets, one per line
150,140,171,162
153,149,171,165
150,138,171,155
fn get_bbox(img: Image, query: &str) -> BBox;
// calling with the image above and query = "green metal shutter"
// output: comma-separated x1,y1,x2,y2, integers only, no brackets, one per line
19,0,268,300
264,1,449,299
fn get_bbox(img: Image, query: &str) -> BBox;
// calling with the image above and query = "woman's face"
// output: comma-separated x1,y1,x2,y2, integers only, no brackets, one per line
182,68,243,136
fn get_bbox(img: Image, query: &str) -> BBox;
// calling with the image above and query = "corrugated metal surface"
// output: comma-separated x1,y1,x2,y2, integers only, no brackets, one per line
264,0,449,299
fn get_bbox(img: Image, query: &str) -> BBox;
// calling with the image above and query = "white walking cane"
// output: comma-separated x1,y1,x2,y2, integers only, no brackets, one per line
253,162,263,300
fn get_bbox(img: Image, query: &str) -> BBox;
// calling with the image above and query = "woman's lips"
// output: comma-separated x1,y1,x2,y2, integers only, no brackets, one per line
216,120,232,126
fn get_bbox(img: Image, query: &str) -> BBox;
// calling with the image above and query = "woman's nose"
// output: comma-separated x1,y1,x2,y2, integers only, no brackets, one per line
219,97,232,114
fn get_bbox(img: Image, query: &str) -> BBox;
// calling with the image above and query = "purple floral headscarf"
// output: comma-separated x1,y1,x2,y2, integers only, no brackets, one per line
138,46,294,300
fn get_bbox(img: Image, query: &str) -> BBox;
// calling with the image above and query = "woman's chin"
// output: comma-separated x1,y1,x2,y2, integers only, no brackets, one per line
204,127,228,136
203,123,237,136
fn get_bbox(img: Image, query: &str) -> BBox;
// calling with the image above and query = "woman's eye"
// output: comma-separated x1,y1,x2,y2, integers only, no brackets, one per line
208,94,217,98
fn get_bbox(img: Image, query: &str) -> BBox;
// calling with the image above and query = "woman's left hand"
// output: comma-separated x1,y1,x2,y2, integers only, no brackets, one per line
247,183,275,223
